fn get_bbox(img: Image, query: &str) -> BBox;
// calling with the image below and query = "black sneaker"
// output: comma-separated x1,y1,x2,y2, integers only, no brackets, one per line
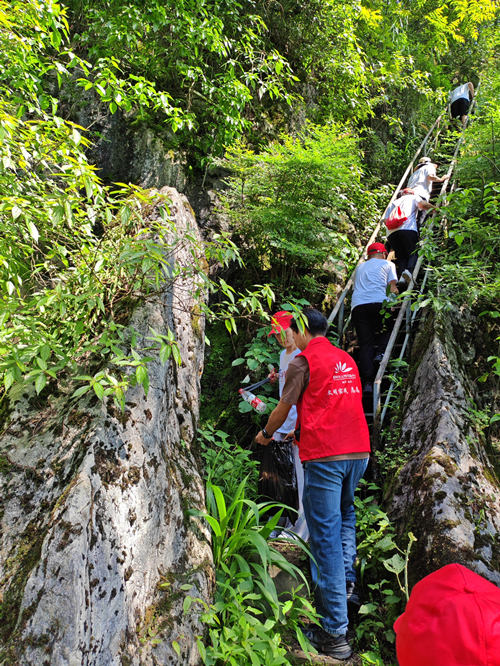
306,626,353,660
346,580,360,607
397,279,408,293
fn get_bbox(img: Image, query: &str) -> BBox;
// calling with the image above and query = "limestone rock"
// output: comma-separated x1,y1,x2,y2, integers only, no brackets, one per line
68,86,187,191
388,309,500,584
129,130,187,192
0,188,212,665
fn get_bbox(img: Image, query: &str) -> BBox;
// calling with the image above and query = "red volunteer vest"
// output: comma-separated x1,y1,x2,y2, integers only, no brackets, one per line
296,337,370,461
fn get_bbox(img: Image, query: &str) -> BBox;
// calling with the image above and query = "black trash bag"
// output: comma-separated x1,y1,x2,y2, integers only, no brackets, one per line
256,437,298,522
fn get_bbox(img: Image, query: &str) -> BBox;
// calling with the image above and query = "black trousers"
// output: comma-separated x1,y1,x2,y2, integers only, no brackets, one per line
387,229,419,278
352,302,391,384
450,98,470,118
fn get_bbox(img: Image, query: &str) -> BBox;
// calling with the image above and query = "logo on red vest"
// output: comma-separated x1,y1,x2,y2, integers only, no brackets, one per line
333,361,356,381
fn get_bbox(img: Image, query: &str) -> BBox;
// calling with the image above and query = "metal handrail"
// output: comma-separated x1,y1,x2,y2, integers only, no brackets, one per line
325,88,480,436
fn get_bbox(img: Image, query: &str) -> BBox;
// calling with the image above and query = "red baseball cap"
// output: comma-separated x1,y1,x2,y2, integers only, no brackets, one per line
394,563,500,666
268,311,293,336
367,242,387,255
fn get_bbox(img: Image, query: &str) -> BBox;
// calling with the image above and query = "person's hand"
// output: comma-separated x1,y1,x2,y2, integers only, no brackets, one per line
268,367,278,383
255,430,273,446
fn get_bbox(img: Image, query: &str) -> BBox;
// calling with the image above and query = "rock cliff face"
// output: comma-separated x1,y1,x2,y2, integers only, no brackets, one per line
71,93,187,193
0,188,212,665
387,309,500,584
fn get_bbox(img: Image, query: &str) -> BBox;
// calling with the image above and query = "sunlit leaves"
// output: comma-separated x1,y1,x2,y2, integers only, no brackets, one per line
218,123,373,297
64,0,297,161
426,0,497,49
1,2,276,409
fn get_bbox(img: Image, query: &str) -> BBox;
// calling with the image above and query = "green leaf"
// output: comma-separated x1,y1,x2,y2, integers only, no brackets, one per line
40,345,51,361
27,221,39,243
383,553,406,575
296,626,315,654
209,484,228,522
4,370,15,391
159,344,172,363
202,514,222,537
136,364,148,388
172,345,182,366
360,651,385,665
359,602,379,615
72,384,91,398
35,373,47,394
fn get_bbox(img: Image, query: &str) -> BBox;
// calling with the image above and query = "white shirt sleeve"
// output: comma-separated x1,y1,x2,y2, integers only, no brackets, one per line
387,262,397,283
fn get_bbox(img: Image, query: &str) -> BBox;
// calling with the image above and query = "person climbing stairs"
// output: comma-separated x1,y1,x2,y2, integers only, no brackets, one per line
327,95,478,433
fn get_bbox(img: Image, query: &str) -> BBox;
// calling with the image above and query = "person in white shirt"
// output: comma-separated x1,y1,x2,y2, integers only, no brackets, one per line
383,190,433,284
449,81,474,128
351,243,398,392
406,156,449,201
267,311,309,541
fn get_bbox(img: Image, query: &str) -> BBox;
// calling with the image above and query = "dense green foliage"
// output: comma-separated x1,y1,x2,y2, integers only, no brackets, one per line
218,124,385,299
191,429,319,665
65,0,297,163
0,1,275,409
57,0,496,175
1,0,499,664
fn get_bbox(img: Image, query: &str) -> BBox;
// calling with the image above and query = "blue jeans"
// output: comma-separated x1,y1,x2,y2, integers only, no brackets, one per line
303,457,369,636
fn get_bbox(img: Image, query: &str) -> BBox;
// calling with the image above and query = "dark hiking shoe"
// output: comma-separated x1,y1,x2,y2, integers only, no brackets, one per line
346,580,360,607
305,626,353,660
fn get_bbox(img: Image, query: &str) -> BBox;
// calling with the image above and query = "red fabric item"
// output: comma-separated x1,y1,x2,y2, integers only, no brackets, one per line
394,563,500,666
295,337,370,461
367,242,387,255
268,310,293,336
385,203,408,230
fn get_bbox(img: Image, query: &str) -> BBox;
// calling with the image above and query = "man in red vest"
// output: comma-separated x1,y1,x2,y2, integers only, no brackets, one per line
255,308,371,660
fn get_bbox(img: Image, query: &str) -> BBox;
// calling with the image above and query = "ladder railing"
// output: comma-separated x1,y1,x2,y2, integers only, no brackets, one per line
326,90,479,434
371,91,479,432
327,111,445,340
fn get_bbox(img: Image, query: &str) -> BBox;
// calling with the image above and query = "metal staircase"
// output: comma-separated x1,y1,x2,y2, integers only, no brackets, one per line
327,94,479,439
